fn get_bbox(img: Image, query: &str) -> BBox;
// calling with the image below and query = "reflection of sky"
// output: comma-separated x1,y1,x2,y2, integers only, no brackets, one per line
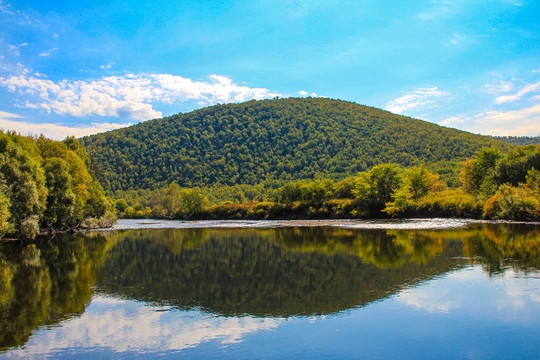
2,265,539,359
396,266,540,322
2,296,283,359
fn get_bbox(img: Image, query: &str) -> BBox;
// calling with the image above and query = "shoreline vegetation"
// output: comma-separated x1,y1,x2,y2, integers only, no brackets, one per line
0,131,115,241
113,145,540,223
1,129,539,242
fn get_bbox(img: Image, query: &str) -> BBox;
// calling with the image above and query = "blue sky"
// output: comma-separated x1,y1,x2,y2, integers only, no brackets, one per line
0,0,539,139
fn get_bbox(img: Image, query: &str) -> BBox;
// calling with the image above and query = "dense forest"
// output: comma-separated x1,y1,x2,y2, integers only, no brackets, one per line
80,97,510,192
493,136,540,146
0,131,114,240
113,145,540,222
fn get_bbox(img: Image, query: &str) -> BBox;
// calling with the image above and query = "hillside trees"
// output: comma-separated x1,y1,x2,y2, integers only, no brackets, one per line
80,97,510,192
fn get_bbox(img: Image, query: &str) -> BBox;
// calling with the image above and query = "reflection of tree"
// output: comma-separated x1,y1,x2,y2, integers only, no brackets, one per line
275,228,451,268
463,224,540,274
0,232,112,351
1,223,538,352
98,228,464,317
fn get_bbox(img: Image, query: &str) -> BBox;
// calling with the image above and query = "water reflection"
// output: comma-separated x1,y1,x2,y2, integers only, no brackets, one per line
0,223,539,356
0,232,113,350
97,228,463,317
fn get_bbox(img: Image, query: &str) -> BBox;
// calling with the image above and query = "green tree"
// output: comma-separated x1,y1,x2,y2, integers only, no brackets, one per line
161,182,181,217
460,148,502,195
42,158,76,227
0,133,47,239
0,177,11,238
353,164,402,213
179,188,208,217
494,145,540,186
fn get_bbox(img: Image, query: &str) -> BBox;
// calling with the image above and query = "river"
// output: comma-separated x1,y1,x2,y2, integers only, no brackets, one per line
0,219,539,359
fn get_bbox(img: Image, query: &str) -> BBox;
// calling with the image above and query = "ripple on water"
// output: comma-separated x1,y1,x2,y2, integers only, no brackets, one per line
111,218,475,231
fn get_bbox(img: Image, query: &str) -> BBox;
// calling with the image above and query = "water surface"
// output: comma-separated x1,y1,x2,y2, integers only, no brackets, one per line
0,221,539,359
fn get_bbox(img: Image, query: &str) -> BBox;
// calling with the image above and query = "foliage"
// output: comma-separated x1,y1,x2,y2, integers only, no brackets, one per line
493,136,540,146
493,145,540,186
80,97,510,192
460,147,502,196
0,180,11,238
353,164,402,213
483,170,540,221
384,166,442,216
0,131,113,239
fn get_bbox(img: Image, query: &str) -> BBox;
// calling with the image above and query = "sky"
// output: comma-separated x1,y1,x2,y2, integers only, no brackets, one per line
0,0,539,140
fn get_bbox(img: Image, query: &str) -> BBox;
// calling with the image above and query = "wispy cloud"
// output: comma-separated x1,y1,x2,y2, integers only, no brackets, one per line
495,81,540,104
440,103,540,136
484,80,514,93
385,87,447,114
0,72,282,121
0,111,130,139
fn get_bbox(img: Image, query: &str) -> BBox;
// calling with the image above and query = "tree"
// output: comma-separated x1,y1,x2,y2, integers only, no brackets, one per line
0,133,46,239
161,183,181,217
179,188,208,218
353,164,402,213
407,165,440,199
460,148,502,195
42,158,76,228
0,176,11,238
494,145,540,186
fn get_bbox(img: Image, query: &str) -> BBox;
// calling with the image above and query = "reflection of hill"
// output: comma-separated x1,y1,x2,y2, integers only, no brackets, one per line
1,223,538,351
0,232,113,351
97,228,465,317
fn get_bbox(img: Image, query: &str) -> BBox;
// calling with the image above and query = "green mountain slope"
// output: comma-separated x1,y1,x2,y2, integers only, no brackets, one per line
493,136,540,146
80,97,510,191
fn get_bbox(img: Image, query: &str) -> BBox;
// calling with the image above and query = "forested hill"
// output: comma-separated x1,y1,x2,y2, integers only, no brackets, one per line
493,136,540,146
80,97,510,192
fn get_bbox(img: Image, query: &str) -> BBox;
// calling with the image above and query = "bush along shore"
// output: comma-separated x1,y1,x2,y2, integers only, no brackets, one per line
0,131,115,241
112,145,540,222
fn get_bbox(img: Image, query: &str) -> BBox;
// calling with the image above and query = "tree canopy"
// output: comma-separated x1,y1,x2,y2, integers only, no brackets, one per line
80,97,510,192
0,132,114,239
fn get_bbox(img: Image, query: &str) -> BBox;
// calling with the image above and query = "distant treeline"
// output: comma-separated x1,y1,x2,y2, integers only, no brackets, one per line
112,145,540,222
0,131,115,240
493,136,540,146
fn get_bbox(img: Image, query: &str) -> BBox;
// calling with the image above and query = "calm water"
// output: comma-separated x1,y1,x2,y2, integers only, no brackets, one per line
0,221,539,359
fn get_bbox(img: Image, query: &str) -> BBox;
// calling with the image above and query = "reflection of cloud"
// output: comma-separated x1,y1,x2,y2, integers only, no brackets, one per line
5,295,283,359
396,267,540,320
397,288,459,313
494,269,540,312
0,72,282,121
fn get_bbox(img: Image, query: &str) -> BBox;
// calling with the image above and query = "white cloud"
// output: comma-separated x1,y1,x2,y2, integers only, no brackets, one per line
0,72,282,122
385,87,447,114
0,110,130,139
450,33,464,46
298,90,308,96
484,81,514,93
7,44,20,56
440,103,540,136
495,81,540,104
